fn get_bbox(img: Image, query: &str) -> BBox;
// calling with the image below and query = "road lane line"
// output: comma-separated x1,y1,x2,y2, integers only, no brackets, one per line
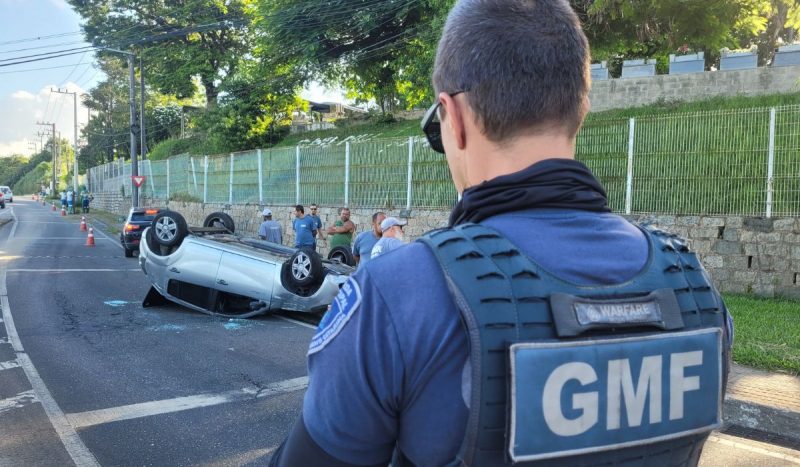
277,316,318,330
89,225,124,250
0,270,100,466
9,207,17,239
0,360,20,371
66,376,309,429
7,269,140,273
0,390,38,416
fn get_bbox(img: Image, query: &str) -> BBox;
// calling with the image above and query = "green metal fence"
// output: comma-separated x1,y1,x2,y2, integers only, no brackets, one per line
87,105,800,216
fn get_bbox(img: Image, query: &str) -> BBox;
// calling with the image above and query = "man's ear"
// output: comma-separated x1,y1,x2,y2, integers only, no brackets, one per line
439,92,467,150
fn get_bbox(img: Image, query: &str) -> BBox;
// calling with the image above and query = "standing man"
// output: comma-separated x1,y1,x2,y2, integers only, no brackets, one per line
326,207,356,251
271,0,732,465
352,211,385,268
258,208,283,245
308,203,325,248
292,205,316,250
370,216,406,259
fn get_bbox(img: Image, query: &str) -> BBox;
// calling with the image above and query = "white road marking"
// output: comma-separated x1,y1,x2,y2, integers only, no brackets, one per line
89,225,124,251
0,270,101,466
0,360,20,371
9,237,112,241
0,390,38,416
67,376,309,429
9,207,17,239
707,434,800,464
277,316,318,330
7,269,140,273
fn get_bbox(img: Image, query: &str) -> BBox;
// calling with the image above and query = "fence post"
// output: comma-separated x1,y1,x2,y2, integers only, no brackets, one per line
166,158,170,200
407,137,414,210
625,117,635,215
203,155,209,204
766,107,776,218
148,160,155,198
295,146,300,205
344,142,350,207
257,149,263,204
190,157,198,195
229,153,234,204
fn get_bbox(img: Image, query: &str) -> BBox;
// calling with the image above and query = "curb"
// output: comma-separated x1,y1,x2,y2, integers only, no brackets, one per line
723,398,800,449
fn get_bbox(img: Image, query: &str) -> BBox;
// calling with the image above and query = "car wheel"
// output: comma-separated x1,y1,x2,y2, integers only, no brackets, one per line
151,210,188,248
203,212,235,233
285,248,323,288
124,247,134,258
327,245,356,266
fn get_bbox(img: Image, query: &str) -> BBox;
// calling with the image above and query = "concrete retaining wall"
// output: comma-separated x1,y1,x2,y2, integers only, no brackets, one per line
589,65,800,112
94,192,800,299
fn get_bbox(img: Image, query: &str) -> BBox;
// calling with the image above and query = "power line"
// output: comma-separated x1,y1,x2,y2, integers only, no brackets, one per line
0,45,97,63
0,49,100,67
0,31,82,46
0,62,93,75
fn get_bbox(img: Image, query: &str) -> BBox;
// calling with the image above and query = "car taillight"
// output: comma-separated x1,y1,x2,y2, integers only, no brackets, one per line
125,224,140,231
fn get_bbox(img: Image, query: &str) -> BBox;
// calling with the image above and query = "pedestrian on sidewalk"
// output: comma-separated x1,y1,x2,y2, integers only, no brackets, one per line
352,211,385,268
258,208,283,245
292,205,316,250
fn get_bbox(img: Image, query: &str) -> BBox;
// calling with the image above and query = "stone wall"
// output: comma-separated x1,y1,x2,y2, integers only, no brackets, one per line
95,191,800,299
589,65,800,112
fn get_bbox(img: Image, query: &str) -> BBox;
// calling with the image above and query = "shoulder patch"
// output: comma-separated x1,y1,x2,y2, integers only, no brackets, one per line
308,277,362,355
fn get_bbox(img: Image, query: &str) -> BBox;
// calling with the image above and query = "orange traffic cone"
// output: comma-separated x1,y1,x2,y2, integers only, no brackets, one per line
86,227,95,247
60,206,66,216
51,202,56,211
79,216,87,232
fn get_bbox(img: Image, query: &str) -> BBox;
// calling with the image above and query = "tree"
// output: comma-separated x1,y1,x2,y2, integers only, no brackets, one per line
574,0,764,68
253,0,452,113
0,155,29,186
68,0,253,107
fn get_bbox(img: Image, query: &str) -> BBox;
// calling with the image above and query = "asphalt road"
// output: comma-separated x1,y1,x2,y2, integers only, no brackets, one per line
1,199,798,466
0,199,313,466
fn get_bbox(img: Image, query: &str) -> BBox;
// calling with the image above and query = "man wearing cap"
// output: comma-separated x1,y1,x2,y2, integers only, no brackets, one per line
258,208,282,245
352,211,386,268
370,216,406,259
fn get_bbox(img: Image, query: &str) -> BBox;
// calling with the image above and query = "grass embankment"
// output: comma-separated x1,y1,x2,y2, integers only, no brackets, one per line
724,294,800,375
85,208,124,235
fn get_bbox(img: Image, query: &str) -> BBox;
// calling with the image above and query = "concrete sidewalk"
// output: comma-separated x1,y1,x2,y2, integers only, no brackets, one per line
723,363,800,450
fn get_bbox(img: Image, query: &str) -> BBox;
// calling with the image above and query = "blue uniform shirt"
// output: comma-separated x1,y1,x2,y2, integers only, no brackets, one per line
308,214,323,237
352,230,380,269
302,209,660,465
370,236,404,259
293,216,316,248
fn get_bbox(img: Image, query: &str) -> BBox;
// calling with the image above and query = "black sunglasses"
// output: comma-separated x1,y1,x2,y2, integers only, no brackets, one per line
421,91,464,154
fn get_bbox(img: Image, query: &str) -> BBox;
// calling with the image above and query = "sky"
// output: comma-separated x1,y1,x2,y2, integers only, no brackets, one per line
0,0,343,158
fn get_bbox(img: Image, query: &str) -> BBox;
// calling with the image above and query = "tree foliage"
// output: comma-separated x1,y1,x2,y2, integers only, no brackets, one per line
68,0,253,107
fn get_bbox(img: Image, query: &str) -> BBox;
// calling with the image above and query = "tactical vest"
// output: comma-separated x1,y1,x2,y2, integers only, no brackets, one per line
413,223,729,467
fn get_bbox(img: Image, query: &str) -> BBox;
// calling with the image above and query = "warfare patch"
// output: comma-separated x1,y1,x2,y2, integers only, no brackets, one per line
308,278,362,355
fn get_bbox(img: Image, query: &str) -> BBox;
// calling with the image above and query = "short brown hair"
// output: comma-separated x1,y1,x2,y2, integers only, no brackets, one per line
433,0,590,140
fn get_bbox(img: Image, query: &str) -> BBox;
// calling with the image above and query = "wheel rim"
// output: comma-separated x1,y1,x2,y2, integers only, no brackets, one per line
291,252,312,281
155,217,178,242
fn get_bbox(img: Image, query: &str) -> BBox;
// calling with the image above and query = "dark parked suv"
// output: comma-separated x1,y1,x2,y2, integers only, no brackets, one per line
120,207,164,257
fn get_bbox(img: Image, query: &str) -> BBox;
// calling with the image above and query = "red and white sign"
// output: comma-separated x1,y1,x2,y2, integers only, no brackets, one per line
132,176,146,188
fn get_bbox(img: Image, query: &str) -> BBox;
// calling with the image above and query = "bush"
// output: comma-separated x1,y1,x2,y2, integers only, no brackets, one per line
148,136,204,160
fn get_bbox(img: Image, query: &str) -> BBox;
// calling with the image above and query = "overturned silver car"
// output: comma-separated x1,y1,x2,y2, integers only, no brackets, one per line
139,210,353,318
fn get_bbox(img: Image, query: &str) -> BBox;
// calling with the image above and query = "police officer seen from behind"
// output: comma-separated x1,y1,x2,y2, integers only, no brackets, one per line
258,208,283,245
271,0,733,465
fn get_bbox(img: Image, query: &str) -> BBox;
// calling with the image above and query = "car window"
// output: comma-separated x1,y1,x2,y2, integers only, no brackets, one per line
131,213,157,222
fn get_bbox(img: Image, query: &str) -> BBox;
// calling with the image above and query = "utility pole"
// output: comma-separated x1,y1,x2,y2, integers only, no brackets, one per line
139,53,147,159
36,122,55,194
104,47,139,208
52,88,79,192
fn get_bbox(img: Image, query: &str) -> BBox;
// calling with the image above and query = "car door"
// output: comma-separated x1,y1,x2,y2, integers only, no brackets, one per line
215,251,275,306
165,240,224,289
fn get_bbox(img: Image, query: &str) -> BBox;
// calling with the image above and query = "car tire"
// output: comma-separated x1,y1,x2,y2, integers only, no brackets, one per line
151,210,188,248
328,245,356,266
203,212,235,233
124,247,134,258
285,248,323,288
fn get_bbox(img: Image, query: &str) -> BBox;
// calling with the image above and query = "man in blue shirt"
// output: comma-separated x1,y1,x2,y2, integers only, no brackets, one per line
352,211,385,268
291,205,316,249
258,208,283,244
308,203,324,248
271,0,732,465
370,216,406,259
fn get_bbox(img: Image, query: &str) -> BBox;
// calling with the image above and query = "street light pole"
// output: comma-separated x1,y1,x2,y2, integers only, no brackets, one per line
52,88,79,193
